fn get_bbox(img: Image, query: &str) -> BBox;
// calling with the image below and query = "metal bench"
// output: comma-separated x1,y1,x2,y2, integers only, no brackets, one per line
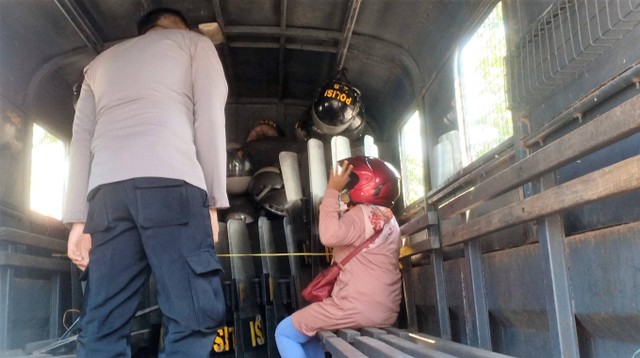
317,327,514,357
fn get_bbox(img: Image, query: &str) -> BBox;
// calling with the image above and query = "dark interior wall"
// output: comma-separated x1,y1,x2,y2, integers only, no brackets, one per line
412,221,640,357
0,99,29,212
29,69,77,140
0,1,85,109
411,0,481,87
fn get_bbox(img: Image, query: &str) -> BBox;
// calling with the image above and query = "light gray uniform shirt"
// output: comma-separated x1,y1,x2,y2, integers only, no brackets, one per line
63,29,229,224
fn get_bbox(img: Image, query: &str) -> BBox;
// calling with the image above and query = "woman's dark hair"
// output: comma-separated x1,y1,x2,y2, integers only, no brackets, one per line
137,8,189,35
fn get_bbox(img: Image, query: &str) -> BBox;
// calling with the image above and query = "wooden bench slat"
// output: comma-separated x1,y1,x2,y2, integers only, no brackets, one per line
441,155,640,247
0,252,69,272
400,211,438,236
0,227,67,252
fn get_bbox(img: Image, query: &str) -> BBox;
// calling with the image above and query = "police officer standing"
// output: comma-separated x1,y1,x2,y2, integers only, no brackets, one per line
63,8,228,357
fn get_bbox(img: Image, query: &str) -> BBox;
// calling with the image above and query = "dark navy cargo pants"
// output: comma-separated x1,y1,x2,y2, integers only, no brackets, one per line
78,177,226,357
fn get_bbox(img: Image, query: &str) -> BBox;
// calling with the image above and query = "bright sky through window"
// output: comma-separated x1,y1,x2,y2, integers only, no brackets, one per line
458,1,512,162
30,124,66,219
399,111,425,206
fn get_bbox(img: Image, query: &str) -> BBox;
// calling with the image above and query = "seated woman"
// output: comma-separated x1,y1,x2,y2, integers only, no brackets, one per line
275,156,403,357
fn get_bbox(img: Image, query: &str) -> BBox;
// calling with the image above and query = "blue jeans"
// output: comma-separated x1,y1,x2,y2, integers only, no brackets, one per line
274,316,324,358
79,178,226,357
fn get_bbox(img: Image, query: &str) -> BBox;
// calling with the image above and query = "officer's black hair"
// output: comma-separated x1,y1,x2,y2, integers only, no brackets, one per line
137,8,189,35
72,72,84,109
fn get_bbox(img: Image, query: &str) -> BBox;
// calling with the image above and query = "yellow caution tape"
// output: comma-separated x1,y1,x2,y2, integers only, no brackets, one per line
399,246,414,258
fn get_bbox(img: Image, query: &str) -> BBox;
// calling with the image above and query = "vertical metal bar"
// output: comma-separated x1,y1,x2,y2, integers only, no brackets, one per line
548,12,562,79
50,273,62,339
401,256,418,330
278,0,288,100
461,245,478,347
557,0,574,70
468,239,492,350
257,217,282,358
511,103,536,243
524,35,537,96
526,32,542,94
461,239,491,349
430,247,452,340
518,48,527,103
537,173,580,358
284,217,302,309
423,207,452,340
212,0,236,97
0,268,10,351
536,21,553,87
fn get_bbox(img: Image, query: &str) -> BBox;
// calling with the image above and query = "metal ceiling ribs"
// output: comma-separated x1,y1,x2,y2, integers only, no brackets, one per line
278,0,288,100
51,0,423,102
213,0,360,100
54,0,104,54
336,0,362,71
212,0,237,97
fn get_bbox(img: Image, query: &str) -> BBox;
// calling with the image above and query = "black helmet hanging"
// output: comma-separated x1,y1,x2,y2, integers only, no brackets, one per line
294,117,330,142
248,167,282,199
295,109,366,142
226,144,253,195
259,189,288,216
247,167,288,216
311,68,363,135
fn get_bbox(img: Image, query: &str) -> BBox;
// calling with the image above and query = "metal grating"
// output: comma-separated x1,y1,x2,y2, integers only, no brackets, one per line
508,0,640,108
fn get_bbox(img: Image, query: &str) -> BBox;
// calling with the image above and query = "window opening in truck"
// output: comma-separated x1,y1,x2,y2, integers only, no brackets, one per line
30,123,66,219
456,1,512,163
399,110,425,207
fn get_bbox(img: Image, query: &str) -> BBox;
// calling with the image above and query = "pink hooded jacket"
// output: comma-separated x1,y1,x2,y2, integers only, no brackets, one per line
292,188,402,336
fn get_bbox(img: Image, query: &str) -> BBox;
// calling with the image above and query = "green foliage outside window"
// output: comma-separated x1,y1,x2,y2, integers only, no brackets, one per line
404,154,425,204
399,111,425,206
459,1,512,162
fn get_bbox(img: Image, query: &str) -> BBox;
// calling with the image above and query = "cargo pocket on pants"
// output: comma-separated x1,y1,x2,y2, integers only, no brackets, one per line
186,248,226,331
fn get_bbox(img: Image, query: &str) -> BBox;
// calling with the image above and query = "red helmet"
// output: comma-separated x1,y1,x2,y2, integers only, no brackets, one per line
340,156,400,208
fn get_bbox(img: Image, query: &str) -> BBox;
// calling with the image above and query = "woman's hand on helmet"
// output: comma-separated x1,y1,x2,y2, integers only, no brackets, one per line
327,161,353,192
